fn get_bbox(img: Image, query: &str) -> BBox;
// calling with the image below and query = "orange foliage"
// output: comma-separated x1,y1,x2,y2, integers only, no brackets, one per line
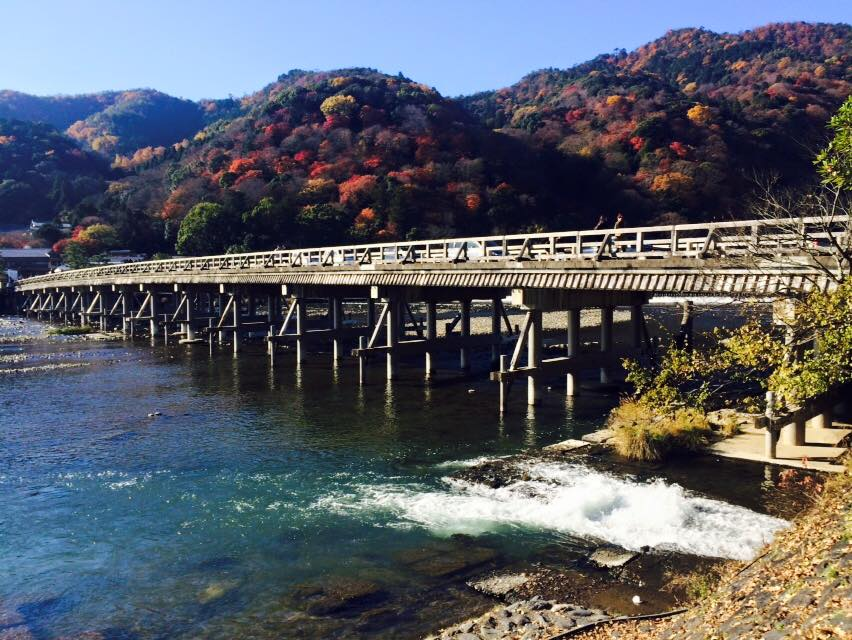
338,174,378,205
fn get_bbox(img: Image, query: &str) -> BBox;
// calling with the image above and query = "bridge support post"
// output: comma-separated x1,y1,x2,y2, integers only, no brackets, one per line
566,308,580,397
358,336,366,384
148,291,160,338
232,291,241,354
425,301,437,378
779,415,806,447
98,288,106,332
332,296,343,363
295,297,305,363
810,406,833,432
527,309,542,406
631,304,643,350
120,288,130,335
217,294,226,345
600,306,613,384
491,298,502,367
367,299,376,331
386,297,399,380
499,354,508,413
183,290,197,341
460,299,471,371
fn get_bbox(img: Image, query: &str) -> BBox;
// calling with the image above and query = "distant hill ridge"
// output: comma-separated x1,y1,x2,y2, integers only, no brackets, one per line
0,22,848,255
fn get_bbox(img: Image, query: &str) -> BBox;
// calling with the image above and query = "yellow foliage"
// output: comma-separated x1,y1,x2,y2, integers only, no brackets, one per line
651,172,693,193
777,57,791,70
730,60,749,72
320,94,357,118
814,65,827,78
683,82,698,94
330,76,350,88
687,104,712,125
606,95,626,108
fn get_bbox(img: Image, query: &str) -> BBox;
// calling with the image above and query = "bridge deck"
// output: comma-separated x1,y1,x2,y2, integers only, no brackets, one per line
16,216,847,295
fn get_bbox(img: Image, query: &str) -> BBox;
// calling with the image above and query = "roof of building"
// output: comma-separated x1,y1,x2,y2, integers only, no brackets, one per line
0,248,52,258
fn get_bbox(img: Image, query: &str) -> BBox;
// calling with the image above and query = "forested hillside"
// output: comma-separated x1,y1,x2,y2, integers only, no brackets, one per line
0,119,112,227
0,22,848,257
0,89,239,163
463,22,851,221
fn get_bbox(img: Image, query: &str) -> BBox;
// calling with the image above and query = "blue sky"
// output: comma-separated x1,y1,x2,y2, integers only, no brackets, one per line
1,0,849,100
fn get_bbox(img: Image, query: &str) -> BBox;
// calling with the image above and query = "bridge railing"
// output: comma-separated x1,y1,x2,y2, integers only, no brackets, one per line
18,215,849,286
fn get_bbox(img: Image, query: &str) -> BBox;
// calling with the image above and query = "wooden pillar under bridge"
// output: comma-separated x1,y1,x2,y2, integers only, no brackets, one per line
460,299,471,371
232,290,241,354
295,297,305,363
183,290,197,341
149,291,160,338
491,298,502,366
120,288,130,335
630,303,644,350
217,293,226,345
566,308,580,397
425,301,437,378
80,291,90,327
386,298,399,380
527,309,543,406
599,306,613,384
367,298,376,331
98,289,106,332
331,296,343,362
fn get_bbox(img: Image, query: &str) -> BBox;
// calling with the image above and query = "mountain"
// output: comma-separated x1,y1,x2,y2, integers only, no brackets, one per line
0,89,240,161
99,68,634,255
0,118,112,226
0,22,849,255
462,22,851,222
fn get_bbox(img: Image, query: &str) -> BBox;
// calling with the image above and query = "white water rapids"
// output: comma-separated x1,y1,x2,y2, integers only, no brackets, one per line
320,460,788,561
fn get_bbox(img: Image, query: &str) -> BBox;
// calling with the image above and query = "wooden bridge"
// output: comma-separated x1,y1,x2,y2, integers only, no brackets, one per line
13,216,847,410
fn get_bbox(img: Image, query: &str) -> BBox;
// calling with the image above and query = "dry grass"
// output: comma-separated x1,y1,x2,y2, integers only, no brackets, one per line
609,400,712,461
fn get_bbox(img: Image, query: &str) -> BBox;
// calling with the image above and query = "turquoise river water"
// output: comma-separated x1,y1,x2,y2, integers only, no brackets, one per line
0,318,791,639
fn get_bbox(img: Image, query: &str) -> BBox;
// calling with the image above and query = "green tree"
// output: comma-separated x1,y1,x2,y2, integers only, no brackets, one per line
816,96,852,190
62,242,92,269
175,203,240,255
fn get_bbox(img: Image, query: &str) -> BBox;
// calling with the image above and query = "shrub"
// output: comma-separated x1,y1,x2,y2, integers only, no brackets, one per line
609,399,712,461
49,325,94,335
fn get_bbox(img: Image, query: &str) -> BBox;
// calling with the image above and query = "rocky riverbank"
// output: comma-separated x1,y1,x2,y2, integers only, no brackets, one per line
570,463,851,639
423,440,827,640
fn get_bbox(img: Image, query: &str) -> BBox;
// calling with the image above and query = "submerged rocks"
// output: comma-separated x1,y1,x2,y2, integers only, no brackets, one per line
395,542,499,578
427,599,610,640
589,545,639,569
542,439,591,453
288,577,388,616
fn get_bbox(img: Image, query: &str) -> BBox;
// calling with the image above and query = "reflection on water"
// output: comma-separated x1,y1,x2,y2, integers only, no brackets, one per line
0,318,789,639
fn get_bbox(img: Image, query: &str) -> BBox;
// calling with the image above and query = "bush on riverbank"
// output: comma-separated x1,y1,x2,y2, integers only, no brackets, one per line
48,325,94,335
608,400,712,461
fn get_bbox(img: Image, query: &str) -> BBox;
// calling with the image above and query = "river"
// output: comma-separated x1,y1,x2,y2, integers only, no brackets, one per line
0,317,791,639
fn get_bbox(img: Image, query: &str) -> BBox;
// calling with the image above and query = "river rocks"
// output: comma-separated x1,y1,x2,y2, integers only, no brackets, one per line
427,599,610,640
288,577,388,616
543,439,591,453
589,545,638,569
197,579,240,604
395,542,499,578
468,573,531,598
581,429,617,444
